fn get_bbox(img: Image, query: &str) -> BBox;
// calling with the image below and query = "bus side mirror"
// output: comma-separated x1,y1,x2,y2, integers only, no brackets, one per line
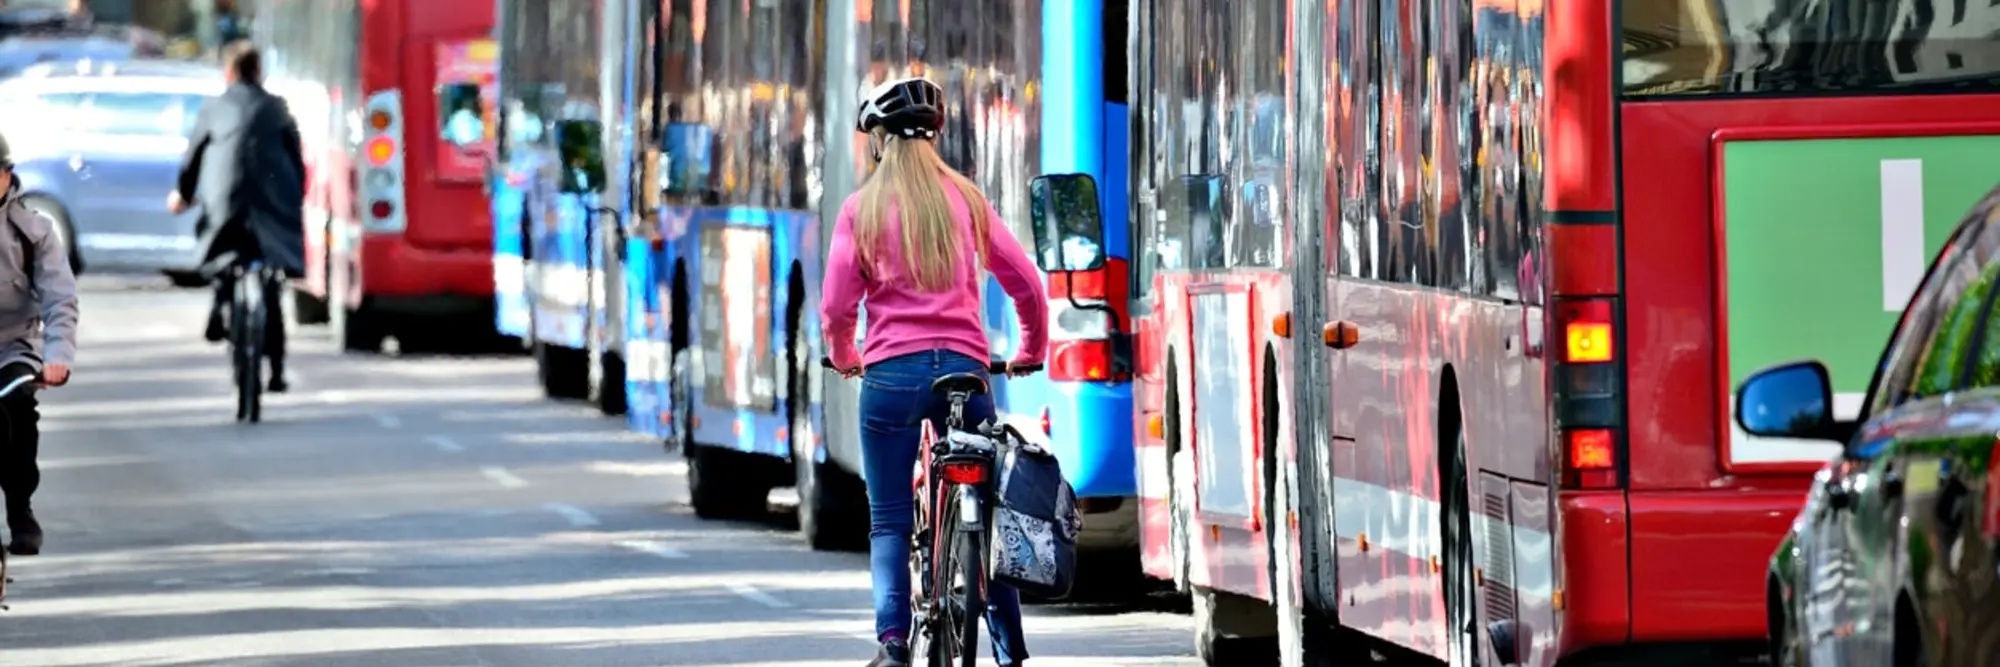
554,119,605,195
1028,173,1107,278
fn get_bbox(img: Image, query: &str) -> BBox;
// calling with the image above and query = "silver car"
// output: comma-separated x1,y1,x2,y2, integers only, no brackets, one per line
0,61,220,283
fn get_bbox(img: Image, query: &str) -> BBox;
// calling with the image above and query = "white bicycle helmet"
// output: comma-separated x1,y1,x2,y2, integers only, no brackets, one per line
856,76,945,139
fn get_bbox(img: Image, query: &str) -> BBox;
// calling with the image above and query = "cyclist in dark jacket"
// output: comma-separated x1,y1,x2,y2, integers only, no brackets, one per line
0,133,79,556
170,41,306,392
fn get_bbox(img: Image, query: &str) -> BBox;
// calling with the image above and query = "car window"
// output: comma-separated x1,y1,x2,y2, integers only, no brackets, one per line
1865,215,1988,416
177,94,208,137
1955,208,2000,390
77,91,192,137
6,90,86,126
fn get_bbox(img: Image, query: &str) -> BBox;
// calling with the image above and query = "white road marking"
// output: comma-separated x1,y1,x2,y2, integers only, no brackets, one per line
318,390,350,404
726,582,793,609
544,502,599,527
424,435,464,453
1881,158,1926,312
372,413,401,429
613,539,688,559
480,466,528,488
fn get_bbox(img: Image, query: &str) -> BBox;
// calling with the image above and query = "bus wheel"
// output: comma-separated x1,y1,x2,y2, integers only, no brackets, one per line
536,343,589,400
339,305,385,354
1443,428,1481,667
1193,586,1275,665
687,444,762,520
592,350,628,416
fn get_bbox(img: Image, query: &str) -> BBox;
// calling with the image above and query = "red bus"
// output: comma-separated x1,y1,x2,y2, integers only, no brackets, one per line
255,0,499,353
1109,0,2000,664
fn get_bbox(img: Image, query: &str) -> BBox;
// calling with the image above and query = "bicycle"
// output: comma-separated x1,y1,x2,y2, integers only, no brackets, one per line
0,370,42,610
822,357,1041,667
228,260,279,423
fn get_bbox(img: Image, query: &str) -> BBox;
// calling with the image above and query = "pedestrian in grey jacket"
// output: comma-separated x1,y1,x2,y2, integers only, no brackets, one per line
0,133,78,556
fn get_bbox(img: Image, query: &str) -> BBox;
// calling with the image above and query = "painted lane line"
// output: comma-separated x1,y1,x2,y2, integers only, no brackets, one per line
481,466,528,488
425,435,464,453
726,582,793,609
373,413,401,429
544,503,599,527
613,539,688,559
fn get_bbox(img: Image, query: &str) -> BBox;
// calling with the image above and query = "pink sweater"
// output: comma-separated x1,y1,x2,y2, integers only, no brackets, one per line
819,181,1048,371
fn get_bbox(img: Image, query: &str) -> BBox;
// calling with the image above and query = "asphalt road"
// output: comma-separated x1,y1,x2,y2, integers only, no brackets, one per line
0,276,1205,667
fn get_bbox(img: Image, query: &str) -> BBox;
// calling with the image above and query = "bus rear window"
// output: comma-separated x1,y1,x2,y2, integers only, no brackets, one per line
1621,0,2000,98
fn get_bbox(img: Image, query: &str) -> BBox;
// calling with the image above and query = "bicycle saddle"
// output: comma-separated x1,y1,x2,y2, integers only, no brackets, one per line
930,372,988,396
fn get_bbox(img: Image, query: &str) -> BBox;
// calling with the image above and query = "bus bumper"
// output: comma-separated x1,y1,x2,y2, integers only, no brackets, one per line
1043,380,1137,498
362,236,494,303
1626,489,1798,643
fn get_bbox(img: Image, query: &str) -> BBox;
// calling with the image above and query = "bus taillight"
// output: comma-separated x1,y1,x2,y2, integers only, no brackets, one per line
1554,297,1625,490
1051,339,1121,382
1561,299,1615,363
365,136,396,168
1042,262,1132,383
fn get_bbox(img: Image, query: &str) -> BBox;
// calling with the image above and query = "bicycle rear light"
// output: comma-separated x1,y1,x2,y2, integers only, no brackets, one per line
939,461,986,485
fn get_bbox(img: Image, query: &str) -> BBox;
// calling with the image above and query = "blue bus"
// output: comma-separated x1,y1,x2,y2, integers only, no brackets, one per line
491,3,627,416
493,0,1141,566
988,0,1141,566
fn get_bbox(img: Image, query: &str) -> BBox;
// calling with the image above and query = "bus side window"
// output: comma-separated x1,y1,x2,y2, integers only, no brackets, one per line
439,82,488,148
555,119,605,194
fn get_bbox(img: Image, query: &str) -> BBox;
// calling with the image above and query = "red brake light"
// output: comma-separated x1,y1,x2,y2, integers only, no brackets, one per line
1568,429,1614,469
1563,428,1619,489
939,461,986,485
369,201,393,219
1051,340,1122,382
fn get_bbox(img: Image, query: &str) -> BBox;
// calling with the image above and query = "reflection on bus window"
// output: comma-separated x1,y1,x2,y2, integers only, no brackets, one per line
1623,0,2000,97
439,82,486,145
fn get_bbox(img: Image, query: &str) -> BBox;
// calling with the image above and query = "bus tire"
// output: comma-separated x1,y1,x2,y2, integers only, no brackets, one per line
593,350,628,416
537,344,589,400
687,443,762,520
1193,586,1273,665
1441,401,1482,667
339,305,385,354
1165,357,1192,593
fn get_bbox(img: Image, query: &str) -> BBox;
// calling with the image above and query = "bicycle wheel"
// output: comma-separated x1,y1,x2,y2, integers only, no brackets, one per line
947,517,985,667
233,275,263,423
921,487,984,667
245,275,266,423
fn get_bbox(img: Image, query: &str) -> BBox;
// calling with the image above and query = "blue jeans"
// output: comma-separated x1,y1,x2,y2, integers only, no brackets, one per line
860,349,1028,664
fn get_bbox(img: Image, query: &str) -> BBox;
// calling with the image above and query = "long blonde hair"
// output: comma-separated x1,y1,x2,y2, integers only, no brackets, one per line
853,131,992,292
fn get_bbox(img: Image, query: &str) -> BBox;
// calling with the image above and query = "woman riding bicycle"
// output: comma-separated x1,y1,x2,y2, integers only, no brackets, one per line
820,76,1048,667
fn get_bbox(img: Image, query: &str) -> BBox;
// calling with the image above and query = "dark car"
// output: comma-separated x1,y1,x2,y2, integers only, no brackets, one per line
0,62,220,280
1743,185,2000,666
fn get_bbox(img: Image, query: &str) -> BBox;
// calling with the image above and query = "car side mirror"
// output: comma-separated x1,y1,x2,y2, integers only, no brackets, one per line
1734,361,1837,440
1028,173,1107,276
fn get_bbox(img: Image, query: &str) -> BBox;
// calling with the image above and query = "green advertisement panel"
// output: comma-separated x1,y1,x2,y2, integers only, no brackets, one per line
1722,135,2000,426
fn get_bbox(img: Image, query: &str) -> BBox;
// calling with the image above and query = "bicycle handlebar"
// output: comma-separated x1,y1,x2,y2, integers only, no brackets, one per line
0,373,41,399
819,357,1043,376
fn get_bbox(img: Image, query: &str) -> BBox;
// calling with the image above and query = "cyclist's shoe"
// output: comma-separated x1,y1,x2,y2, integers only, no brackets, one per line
204,308,228,343
267,374,289,394
7,510,41,556
866,639,910,667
